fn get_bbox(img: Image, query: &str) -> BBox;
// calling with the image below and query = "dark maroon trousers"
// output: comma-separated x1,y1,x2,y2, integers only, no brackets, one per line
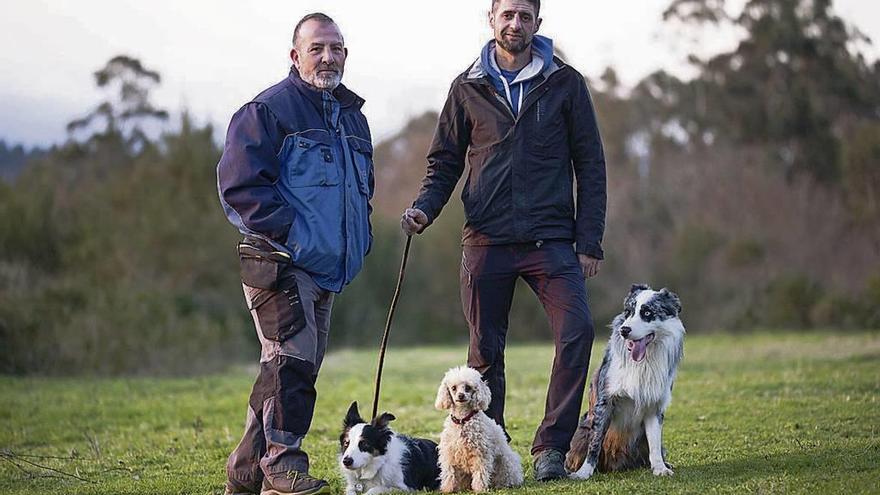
461,241,595,455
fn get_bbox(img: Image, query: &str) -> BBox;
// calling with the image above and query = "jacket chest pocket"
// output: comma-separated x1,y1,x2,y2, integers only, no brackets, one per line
347,136,373,196
533,96,567,151
280,132,340,187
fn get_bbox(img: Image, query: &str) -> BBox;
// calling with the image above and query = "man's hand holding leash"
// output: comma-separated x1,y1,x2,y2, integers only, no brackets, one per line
401,208,428,236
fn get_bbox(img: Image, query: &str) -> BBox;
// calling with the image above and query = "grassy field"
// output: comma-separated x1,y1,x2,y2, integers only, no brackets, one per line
1,332,879,494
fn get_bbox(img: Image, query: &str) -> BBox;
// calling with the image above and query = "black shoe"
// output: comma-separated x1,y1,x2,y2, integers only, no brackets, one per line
533,449,567,482
224,479,261,495
261,471,331,495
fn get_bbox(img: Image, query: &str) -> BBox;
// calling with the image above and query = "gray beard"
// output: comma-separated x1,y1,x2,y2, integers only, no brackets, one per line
303,71,341,91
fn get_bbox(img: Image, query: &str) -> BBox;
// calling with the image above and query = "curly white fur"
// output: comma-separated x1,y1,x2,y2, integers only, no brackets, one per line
435,366,523,493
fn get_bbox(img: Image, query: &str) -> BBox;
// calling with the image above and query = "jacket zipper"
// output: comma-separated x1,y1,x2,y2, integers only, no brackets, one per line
478,72,558,241
493,92,516,120
487,74,555,125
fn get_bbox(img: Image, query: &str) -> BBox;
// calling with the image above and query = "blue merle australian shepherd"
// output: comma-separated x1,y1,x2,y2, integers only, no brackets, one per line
339,401,440,494
566,284,684,479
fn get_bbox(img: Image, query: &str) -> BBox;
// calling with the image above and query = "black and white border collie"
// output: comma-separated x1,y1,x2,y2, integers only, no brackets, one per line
339,401,440,494
566,284,685,479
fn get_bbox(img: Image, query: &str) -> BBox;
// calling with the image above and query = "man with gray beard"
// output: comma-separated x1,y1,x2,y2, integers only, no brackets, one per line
218,12,374,495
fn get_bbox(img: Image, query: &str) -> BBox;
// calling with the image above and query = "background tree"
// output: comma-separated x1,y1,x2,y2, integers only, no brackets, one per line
2,1,878,376
655,0,880,183
66,55,169,154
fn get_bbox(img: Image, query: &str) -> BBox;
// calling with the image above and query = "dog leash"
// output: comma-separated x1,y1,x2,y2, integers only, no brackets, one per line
371,234,413,420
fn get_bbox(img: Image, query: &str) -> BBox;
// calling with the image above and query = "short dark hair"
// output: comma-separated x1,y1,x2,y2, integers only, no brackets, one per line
292,12,338,48
491,0,540,16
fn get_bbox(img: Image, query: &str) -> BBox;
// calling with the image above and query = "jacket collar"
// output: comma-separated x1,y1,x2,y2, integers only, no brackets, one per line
466,35,562,84
287,67,364,111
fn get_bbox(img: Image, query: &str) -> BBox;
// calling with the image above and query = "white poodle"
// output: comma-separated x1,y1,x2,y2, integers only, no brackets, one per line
435,366,524,493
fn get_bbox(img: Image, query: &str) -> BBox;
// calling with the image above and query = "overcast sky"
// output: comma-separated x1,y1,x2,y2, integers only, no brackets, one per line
2,0,878,148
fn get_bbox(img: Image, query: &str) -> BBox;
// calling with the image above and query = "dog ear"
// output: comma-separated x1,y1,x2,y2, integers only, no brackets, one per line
625,283,650,308
344,401,364,428
658,288,682,315
372,412,396,429
435,378,453,410
629,283,650,297
474,378,492,411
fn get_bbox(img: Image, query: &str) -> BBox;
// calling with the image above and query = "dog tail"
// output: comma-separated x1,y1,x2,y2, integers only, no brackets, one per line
565,420,592,472
565,368,601,473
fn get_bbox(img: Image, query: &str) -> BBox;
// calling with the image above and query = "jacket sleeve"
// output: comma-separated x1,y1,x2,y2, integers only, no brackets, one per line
367,125,375,254
568,74,607,260
217,102,295,243
412,82,471,228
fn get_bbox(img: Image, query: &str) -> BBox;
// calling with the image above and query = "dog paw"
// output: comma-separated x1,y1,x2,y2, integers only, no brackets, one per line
470,481,488,492
569,463,594,480
652,465,674,476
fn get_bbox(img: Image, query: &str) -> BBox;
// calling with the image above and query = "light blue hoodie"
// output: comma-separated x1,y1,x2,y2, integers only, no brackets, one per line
479,35,555,116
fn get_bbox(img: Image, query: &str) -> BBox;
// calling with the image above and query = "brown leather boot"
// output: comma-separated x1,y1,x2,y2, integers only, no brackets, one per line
260,470,330,495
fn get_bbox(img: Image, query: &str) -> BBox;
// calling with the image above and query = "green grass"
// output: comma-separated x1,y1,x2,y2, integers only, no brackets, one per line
2,332,879,494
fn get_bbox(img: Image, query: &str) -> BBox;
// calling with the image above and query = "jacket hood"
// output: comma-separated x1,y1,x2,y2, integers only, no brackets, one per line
472,35,557,84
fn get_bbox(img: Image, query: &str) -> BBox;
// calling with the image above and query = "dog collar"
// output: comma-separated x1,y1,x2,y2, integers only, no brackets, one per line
450,411,478,425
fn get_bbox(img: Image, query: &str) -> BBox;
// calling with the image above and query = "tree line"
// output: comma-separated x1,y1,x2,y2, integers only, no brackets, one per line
1,0,877,375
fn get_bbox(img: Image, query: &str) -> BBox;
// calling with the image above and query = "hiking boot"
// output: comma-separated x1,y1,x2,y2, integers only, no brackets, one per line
261,470,331,495
224,479,260,495
533,449,567,481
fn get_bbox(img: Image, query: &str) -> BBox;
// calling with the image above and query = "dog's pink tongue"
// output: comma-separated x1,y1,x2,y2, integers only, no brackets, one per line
631,337,649,362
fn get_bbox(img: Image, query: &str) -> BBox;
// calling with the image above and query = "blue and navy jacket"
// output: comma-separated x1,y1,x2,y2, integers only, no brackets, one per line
217,68,374,293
